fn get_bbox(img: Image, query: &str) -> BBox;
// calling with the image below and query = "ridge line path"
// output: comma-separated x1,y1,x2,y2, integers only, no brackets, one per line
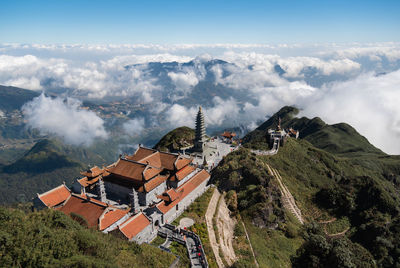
266,164,304,224
205,188,225,268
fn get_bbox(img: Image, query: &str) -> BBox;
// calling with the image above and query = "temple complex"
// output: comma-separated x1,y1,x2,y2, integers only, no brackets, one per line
185,106,239,169
34,145,211,245
267,117,299,150
33,105,238,252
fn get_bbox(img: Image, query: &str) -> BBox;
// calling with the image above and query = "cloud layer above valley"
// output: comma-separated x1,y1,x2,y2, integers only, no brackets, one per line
2,43,400,153
22,94,108,146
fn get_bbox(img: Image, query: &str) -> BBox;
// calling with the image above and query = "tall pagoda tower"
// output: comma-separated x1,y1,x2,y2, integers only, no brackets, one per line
194,106,206,152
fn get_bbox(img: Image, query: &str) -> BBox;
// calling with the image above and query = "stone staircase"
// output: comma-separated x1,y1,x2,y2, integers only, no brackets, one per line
266,164,304,224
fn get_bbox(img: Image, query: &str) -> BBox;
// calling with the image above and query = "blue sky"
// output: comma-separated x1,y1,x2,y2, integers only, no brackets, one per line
0,0,399,44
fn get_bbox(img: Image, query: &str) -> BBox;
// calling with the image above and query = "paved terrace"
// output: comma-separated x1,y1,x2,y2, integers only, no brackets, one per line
189,137,239,170
158,224,208,268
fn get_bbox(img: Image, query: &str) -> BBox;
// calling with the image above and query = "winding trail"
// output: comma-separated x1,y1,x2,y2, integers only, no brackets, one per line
266,164,304,224
325,226,350,238
319,218,337,224
205,188,224,268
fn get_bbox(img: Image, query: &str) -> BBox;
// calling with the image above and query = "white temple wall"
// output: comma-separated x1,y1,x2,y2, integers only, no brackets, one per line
131,224,157,244
145,182,167,206
163,178,209,224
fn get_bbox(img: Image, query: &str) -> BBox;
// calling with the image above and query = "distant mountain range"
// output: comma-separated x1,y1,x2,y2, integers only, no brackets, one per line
0,85,40,112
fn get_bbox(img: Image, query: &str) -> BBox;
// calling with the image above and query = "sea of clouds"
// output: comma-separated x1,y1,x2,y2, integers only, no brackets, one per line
1,43,400,153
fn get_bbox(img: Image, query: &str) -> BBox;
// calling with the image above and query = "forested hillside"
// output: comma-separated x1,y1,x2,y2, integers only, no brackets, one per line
212,107,400,267
0,206,176,267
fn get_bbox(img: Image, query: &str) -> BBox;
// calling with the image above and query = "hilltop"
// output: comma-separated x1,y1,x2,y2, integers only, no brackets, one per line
211,106,400,267
153,126,195,152
244,106,383,155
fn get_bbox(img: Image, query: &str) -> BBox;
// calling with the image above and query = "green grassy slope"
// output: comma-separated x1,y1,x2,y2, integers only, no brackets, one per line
0,207,176,267
213,106,400,267
244,106,384,155
153,126,195,152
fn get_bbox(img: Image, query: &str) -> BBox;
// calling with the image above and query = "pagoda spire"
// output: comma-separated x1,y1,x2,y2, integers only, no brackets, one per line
194,106,206,151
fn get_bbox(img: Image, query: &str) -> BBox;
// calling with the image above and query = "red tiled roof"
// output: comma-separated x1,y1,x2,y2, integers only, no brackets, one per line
157,169,210,214
38,184,71,208
128,147,157,161
108,159,146,181
157,189,179,203
157,194,170,202
159,152,178,170
222,131,236,139
77,176,100,187
175,157,192,170
119,213,150,240
99,209,129,230
132,150,180,171
138,152,162,168
80,166,104,178
56,195,107,229
166,189,180,202
174,165,195,181
139,175,167,193
143,165,162,180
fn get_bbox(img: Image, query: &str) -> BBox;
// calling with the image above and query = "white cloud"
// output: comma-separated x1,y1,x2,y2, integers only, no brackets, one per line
168,71,199,93
2,43,400,154
165,104,198,128
165,97,240,128
204,97,240,125
301,70,400,155
123,118,145,136
22,94,108,146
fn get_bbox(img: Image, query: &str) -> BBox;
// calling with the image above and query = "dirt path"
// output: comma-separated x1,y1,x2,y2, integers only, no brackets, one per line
324,225,350,238
266,164,304,224
205,188,225,268
319,218,336,224
241,221,259,268
215,193,237,266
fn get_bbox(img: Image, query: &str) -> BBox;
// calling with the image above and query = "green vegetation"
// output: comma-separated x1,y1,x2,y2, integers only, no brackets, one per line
0,139,86,204
150,235,166,247
154,126,195,152
244,106,384,155
0,85,40,112
3,139,81,174
244,217,303,268
213,106,400,267
325,217,350,235
169,241,190,268
0,207,176,267
211,149,284,228
230,214,256,268
293,223,375,268
0,138,118,204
